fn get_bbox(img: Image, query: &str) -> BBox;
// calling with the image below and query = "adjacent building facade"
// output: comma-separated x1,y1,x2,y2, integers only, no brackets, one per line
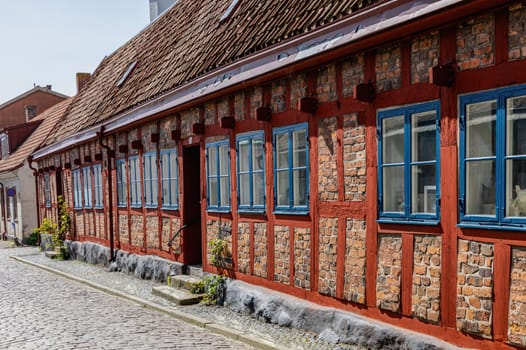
31,0,526,348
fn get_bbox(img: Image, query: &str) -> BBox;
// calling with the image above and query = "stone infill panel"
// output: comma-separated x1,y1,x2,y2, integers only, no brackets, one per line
160,217,171,252
344,219,366,304
206,219,233,264
75,212,85,237
509,3,526,61
180,108,199,139
508,247,526,347
316,64,337,103
253,223,267,278
250,86,263,119
375,44,401,93
456,14,495,70
118,214,129,245
274,225,290,285
271,79,286,113
146,216,158,249
318,117,338,202
130,215,144,247
343,114,366,202
376,234,402,313
412,235,441,324
456,239,494,339
318,217,338,297
294,227,311,290
237,222,251,274
290,73,307,111
159,116,177,149
234,91,245,121
410,31,439,84
341,54,364,98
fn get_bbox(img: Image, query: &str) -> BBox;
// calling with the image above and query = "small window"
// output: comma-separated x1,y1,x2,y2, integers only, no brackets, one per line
161,149,178,209
116,61,137,87
206,140,230,212
220,0,240,22
93,165,103,208
44,173,51,208
143,152,158,208
378,101,440,223
273,123,309,214
129,156,142,208
0,134,9,159
459,84,526,229
116,159,127,207
82,167,93,208
73,169,82,209
237,131,265,212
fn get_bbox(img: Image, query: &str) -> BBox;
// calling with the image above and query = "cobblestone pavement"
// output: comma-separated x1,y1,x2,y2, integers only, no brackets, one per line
2,243,360,350
0,245,254,350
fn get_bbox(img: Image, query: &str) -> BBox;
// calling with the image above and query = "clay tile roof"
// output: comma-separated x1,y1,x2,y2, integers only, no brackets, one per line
47,0,377,145
0,98,72,172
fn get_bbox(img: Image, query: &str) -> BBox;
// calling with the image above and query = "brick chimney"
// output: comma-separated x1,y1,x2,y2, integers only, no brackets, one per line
76,73,91,93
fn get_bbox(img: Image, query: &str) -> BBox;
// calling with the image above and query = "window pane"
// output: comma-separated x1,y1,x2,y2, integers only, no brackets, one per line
276,170,289,206
253,172,264,207
209,177,218,206
383,116,404,163
170,153,177,180
383,166,404,213
252,137,264,171
152,179,158,204
238,140,249,172
276,133,289,169
466,100,496,158
239,173,250,206
411,111,436,162
293,169,307,206
507,159,526,217
162,179,169,204
293,129,307,168
507,95,526,156
219,144,229,176
220,177,229,206
466,160,495,216
170,178,177,206
411,164,436,214
208,147,218,176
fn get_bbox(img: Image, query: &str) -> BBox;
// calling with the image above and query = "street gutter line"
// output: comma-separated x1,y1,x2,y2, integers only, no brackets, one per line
10,255,284,350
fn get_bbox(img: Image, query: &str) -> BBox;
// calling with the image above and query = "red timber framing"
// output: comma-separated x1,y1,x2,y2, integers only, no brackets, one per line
34,1,526,348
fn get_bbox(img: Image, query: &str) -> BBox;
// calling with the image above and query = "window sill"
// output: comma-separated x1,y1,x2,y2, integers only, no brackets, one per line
238,209,266,214
130,205,142,209
458,222,526,231
145,205,158,209
377,218,440,226
274,210,309,216
207,208,231,214
161,206,179,211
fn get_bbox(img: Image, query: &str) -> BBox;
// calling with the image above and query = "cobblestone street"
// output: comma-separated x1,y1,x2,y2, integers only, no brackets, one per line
0,245,253,350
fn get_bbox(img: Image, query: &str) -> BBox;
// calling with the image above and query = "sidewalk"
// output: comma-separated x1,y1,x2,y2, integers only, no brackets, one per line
7,246,360,350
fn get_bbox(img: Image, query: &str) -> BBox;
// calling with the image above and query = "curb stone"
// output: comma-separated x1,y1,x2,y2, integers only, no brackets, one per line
10,255,281,350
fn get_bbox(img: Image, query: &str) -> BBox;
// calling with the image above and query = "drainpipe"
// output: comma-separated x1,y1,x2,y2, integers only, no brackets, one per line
0,182,7,240
96,126,115,262
27,156,41,243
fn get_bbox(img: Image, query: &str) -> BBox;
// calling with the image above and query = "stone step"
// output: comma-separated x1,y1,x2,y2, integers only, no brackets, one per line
152,285,204,305
187,265,204,278
169,274,203,291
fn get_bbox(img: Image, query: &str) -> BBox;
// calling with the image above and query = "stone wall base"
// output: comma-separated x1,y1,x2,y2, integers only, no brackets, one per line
225,280,464,350
64,240,183,282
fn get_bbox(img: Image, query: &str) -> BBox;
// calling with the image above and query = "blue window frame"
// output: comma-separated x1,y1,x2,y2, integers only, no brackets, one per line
459,85,526,229
273,123,309,214
129,155,142,208
206,140,230,212
82,167,93,208
93,165,103,208
44,173,51,208
73,169,82,209
116,159,127,207
161,149,178,209
236,131,265,212
143,152,158,208
377,101,440,223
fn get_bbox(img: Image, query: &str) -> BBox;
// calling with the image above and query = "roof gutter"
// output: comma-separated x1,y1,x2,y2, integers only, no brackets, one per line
33,0,471,160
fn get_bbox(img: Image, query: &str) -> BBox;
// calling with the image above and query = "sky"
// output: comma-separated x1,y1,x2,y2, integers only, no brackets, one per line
0,1,150,103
